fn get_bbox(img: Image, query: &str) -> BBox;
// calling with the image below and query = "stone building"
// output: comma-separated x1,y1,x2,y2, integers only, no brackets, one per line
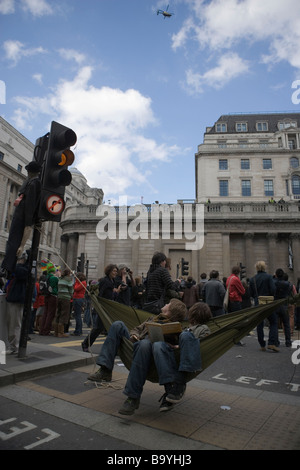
60,113,300,284
1,113,300,285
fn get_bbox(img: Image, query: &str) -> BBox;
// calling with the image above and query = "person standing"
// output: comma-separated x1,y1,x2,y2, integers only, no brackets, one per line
226,266,245,312
182,276,199,310
72,272,87,336
115,264,135,306
249,261,277,352
143,252,181,314
203,270,226,317
0,162,41,279
81,264,119,351
39,264,58,336
5,253,29,354
55,269,74,338
274,268,292,347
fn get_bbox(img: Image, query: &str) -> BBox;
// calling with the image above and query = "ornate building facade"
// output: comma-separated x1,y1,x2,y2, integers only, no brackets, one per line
1,113,300,284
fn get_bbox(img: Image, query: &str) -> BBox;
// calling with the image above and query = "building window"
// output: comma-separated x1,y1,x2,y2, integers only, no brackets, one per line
239,140,248,148
292,175,300,195
256,121,268,131
263,158,272,169
264,180,274,196
217,140,227,148
219,180,228,197
290,157,299,168
219,159,228,170
0,151,4,161
288,138,296,150
259,139,269,148
242,179,251,196
236,122,248,132
241,159,250,170
278,121,297,130
17,164,22,172
216,123,227,132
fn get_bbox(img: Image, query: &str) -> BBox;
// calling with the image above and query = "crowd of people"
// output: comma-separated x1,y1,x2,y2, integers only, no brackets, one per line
1,250,299,415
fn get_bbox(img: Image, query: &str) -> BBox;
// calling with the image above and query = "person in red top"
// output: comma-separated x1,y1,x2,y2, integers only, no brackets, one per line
30,276,45,333
71,272,87,336
226,266,245,312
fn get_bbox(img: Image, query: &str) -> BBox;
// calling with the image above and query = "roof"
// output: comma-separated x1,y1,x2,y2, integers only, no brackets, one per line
208,112,300,134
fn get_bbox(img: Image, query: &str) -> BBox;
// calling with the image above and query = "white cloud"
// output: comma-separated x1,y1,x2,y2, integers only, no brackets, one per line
0,0,53,16
184,52,249,94
0,0,14,14
32,73,43,84
58,49,86,65
20,0,53,17
173,0,300,82
12,66,181,198
3,39,47,65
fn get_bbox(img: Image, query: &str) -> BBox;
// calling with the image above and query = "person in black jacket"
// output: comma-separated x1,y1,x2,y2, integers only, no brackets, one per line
0,162,41,278
274,268,292,347
5,253,29,354
249,260,277,352
143,252,181,314
81,264,120,352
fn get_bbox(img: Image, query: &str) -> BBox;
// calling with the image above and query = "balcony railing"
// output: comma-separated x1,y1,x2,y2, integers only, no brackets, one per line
62,201,300,224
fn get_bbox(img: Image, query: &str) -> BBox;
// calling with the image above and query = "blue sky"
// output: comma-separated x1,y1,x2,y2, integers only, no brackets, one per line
1,0,300,205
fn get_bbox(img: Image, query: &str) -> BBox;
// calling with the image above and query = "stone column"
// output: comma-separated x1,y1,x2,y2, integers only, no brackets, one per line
244,232,254,277
60,234,69,270
222,233,230,278
290,233,300,283
66,233,78,270
267,233,277,276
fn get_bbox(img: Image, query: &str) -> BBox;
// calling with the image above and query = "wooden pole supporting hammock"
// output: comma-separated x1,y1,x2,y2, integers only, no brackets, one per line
90,294,299,383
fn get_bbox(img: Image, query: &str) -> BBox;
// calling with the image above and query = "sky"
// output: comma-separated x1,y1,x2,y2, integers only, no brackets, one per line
1,0,300,206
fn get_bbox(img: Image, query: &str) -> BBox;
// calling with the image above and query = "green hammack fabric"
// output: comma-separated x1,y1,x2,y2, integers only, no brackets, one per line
90,294,298,383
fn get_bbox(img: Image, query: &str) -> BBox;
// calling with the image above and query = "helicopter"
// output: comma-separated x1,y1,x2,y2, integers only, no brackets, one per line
157,4,174,18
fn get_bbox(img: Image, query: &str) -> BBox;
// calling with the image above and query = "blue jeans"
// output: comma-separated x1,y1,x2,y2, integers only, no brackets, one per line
276,305,291,346
257,311,278,347
97,321,130,369
152,330,202,385
97,321,153,399
73,298,85,335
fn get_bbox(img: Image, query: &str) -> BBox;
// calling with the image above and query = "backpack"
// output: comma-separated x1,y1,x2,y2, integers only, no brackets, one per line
39,275,52,295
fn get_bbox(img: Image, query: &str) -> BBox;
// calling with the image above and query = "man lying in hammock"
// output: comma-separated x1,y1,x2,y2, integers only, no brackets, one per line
153,302,212,412
88,299,211,415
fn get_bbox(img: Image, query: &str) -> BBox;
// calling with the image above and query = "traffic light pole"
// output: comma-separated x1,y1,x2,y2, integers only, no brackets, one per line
18,224,41,358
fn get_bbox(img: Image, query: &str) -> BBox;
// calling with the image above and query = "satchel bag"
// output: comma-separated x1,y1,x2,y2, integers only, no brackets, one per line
223,288,229,311
223,277,232,312
258,296,274,305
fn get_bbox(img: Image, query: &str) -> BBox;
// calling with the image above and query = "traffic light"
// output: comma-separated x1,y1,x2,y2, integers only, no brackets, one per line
38,121,77,222
77,253,85,272
239,263,247,280
181,258,189,276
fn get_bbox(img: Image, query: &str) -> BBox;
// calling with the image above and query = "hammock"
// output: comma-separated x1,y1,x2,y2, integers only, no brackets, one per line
90,294,297,383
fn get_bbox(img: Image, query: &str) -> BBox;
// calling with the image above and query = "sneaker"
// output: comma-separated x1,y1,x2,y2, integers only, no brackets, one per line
159,393,174,412
88,366,112,382
166,383,186,403
118,397,140,415
81,342,89,353
267,345,280,353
